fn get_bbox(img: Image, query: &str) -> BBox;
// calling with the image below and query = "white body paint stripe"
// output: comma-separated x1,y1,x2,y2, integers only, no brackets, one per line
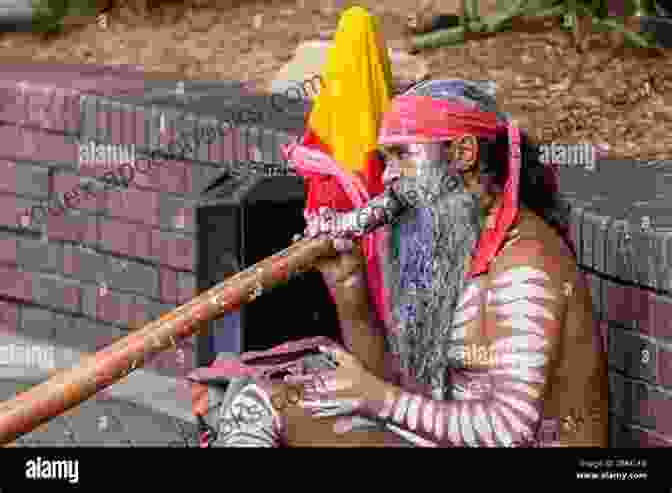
495,301,555,321
492,267,551,286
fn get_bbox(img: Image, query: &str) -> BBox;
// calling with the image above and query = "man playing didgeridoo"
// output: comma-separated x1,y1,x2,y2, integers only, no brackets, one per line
210,79,609,447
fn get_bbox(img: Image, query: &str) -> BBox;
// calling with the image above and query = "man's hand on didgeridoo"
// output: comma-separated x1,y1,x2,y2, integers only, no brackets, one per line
313,237,366,289
302,207,372,325
302,207,365,281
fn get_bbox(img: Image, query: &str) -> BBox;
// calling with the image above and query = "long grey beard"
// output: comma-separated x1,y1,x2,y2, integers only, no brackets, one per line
385,180,482,396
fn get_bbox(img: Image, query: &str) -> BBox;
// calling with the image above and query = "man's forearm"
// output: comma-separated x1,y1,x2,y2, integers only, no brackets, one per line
362,379,542,448
328,277,386,379
348,320,386,381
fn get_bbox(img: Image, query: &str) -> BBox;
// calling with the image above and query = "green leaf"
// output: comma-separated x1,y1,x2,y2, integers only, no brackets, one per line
31,0,69,33
464,0,480,21
593,17,656,47
623,29,657,48
517,0,561,10
412,26,466,50
31,0,99,34
521,4,567,17
561,11,576,30
467,20,485,32
482,0,528,32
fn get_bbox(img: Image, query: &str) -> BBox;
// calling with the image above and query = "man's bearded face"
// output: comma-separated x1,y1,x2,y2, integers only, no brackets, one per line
382,141,483,393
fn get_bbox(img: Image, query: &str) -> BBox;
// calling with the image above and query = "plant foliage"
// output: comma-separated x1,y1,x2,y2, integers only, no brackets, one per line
31,0,100,34
412,0,660,50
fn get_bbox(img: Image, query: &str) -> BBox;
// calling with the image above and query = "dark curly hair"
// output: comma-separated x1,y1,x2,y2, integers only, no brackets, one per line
477,131,573,251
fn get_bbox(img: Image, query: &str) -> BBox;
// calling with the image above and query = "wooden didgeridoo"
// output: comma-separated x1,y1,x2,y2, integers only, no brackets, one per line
0,237,336,445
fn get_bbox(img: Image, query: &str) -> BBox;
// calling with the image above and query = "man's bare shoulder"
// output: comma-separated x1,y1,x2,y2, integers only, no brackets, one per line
490,226,574,294
491,210,572,282
493,238,560,276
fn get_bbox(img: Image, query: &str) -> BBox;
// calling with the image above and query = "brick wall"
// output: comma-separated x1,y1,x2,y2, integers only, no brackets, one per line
567,203,672,447
0,65,298,392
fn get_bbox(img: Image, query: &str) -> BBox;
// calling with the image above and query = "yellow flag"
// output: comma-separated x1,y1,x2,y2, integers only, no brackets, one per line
308,6,393,175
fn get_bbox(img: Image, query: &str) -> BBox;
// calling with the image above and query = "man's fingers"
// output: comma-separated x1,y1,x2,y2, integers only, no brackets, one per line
283,374,313,385
333,238,354,252
313,248,365,282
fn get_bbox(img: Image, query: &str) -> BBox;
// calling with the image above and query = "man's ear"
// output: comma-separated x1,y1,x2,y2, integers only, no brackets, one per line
448,135,479,172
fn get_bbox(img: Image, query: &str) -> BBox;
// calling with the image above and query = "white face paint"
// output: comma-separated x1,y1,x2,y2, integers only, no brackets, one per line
382,142,461,207
382,143,446,185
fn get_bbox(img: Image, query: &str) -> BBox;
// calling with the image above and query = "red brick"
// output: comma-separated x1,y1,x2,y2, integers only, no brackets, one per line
158,126,174,148
636,290,655,336
0,235,17,265
62,284,81,309
78,160,120,180
2,86,57,130
0,126,77,163
159,268,178,305
110,106,123,145
171,205,195,232
0,323,14,337
126,303,152,329
0,194,20,229
0,300,19,331
631,428,672,447
658,347,672,388
603,281,644,329
95,292,137,326
121,108,146,146
0,160,17,194
597,320,608,354
63,93,81,132
62,247,85,278
99,219,152,259
16,89,81,133
631,381,657,428
177,284,196,305
51,173,105,213
106,186,159,227
46,212,97,245
134,158,187,194
15,86,75,131
651,392,672,437
652,293,672,339
211,127,242,163
150,230,195,271
96,110,109,141
154,161,191,193
0,265,32,301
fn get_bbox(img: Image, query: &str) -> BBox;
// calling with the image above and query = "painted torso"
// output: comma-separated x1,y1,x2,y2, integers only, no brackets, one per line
391,208,608,446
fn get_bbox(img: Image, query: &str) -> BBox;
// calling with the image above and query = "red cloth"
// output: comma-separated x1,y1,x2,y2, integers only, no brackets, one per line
301,128,384,213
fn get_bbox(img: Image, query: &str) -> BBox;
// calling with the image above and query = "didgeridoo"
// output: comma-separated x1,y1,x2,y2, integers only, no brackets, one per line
0,237,336,445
